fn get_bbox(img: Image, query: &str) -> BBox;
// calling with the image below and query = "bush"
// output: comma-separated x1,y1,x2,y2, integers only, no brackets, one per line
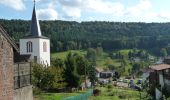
108,91,116,96
93,89,101,96
33,87,42,95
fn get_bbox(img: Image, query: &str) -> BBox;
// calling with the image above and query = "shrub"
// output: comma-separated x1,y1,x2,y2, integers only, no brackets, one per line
93,89,101,96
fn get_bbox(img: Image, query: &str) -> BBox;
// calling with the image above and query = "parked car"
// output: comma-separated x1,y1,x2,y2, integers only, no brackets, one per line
137,79,142,84
129,79,134,88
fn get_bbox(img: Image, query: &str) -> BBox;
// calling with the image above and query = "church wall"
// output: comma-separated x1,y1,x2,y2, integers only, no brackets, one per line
39,38,50,66
0,33,14,100
20,38,50,66
20,38,40,63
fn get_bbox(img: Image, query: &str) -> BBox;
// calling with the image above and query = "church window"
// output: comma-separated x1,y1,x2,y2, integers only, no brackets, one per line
43,42,47,52
27,41,33,52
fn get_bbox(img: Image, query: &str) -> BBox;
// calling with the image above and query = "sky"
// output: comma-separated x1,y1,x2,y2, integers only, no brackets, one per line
1,0,170,22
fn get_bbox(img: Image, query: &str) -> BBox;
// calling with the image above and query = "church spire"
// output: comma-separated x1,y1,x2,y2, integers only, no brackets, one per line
30,0,42,36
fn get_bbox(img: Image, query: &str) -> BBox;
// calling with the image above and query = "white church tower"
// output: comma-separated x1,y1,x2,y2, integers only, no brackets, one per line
20,1,50,66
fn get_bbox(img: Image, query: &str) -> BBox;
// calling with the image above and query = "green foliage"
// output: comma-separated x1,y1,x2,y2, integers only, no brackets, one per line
32,63,66,91
86,48,97,64
87,65,97,86
3,19,170,56
160,48,168,57
64,52,81,88
51,58,64,68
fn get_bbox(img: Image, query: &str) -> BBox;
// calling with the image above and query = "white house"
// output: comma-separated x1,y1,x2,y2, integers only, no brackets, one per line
20,3,50,66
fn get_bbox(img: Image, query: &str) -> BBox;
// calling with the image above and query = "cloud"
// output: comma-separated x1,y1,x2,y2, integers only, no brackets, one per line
62,6,81,19
125,0,152,16
0,0,25,11
85,0,124,15
37,0,58,20
158,11,170,20
37,8,58,20
27,0,170,22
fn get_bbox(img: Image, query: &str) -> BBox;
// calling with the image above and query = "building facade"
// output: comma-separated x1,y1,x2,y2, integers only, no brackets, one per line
0,25,33,100
20,4,50,66
0,25,16,100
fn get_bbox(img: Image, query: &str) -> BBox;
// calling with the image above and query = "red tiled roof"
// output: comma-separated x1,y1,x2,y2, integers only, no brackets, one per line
151,64,170,71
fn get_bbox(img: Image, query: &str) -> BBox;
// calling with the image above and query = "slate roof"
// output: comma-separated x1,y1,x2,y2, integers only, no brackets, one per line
22,3,48,39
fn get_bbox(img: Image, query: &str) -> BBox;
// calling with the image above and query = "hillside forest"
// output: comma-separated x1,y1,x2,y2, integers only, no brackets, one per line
1,19,170,56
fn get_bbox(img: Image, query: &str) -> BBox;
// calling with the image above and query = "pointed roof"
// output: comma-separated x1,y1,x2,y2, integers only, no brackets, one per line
30,3,41,36
22,1,48,39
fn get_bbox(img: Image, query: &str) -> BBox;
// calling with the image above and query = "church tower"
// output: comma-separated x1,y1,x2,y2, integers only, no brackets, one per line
20,1,50,66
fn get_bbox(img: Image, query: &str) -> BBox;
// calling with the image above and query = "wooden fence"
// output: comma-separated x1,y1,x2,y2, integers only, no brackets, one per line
14,62,31,89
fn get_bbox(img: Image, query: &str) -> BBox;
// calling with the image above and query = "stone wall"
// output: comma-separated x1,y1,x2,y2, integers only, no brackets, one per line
0,33,14,100
14,85,33,100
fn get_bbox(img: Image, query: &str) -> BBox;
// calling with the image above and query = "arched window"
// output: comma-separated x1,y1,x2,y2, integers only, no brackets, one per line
43,42,47,52
27,41,33,52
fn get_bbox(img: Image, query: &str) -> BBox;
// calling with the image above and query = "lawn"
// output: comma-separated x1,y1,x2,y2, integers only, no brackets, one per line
51,50,87,59
89,86,140,100
34,91,87,100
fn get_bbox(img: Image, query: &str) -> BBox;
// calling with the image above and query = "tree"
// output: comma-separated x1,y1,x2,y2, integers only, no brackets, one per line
64,52,81,88
74,54,88,76
87,65,96,87
86,48,97,64
32,63,66,90
160,48,167,57
51,58,64,68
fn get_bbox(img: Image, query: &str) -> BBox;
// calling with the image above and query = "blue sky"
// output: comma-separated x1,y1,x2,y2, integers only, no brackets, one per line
1,0,170,22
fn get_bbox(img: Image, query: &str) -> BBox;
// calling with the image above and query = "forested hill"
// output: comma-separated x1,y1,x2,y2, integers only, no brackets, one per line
1,19,170,56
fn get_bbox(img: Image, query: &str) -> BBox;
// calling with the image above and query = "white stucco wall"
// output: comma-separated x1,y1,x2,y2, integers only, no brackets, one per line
39,38,50,66
20,38,50,66
155,88,162,100
159,72,164,88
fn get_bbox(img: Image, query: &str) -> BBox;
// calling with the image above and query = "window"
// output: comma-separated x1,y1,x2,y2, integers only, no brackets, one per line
43,42,47,52
27,41,33,52
34,56,37,62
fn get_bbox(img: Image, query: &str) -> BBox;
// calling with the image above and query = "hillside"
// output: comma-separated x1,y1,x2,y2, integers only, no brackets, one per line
1,19,170,56
51,49,154,76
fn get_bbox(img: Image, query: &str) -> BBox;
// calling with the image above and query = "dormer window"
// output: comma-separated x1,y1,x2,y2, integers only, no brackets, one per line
27,41,33,52
43,42,47,52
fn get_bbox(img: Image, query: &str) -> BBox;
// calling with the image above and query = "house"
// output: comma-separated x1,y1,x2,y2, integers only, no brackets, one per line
20,2,50,66
95,68,103,78
0,24,33,100
100,71,115,79
149,64,170,100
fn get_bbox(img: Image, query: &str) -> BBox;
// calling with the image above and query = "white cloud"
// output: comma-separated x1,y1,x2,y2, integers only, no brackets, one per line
62,6,81,19
37,0,59,20
37,8,58,20
125,0,152,16
31,0,170,22
85,0,124,15
0,0,25,11
158,11,170,20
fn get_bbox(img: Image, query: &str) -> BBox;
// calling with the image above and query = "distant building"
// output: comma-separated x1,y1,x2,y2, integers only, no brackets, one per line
100,71,115,79
20,2,50,66
95,68,104,78
149,64,170,100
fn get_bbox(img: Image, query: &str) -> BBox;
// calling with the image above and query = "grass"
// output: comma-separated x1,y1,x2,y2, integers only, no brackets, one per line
51,50,87,59
89,86,140,100
34,91,87,100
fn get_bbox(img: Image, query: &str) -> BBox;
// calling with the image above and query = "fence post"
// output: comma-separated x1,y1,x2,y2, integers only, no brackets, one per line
18,63,20,88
